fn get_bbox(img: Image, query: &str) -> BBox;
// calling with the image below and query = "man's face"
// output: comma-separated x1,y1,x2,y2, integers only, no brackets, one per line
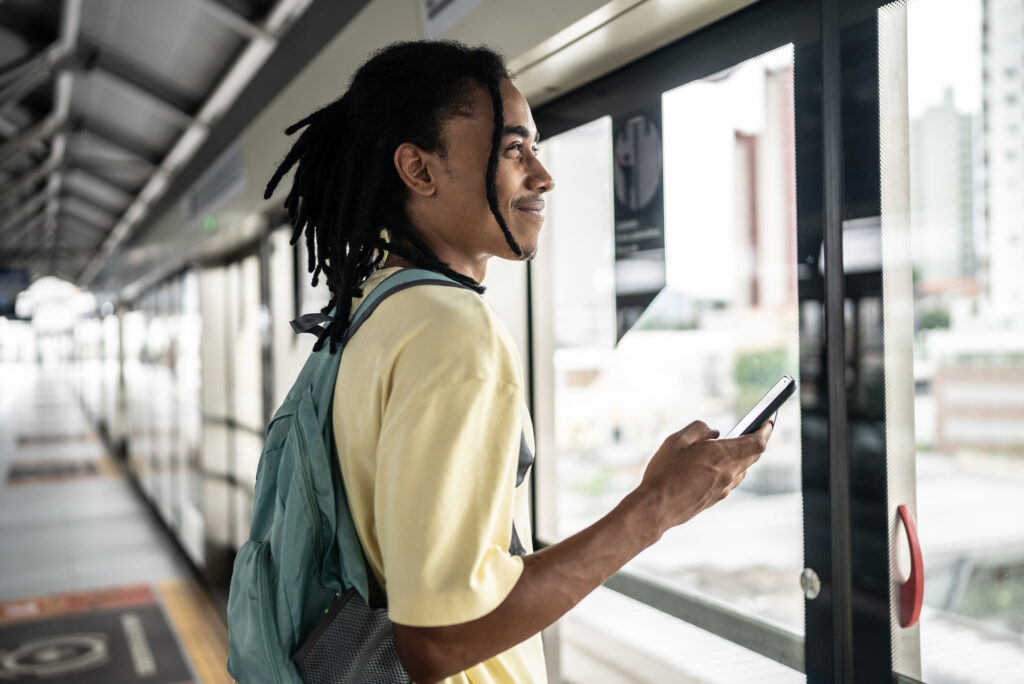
430,79,554,262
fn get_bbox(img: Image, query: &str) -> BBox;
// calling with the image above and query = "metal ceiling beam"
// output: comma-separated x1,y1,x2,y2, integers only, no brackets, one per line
0,188,49,227
0,114,63,171
0,211,47,250
43,0,82,279
0,196,50,244
0,0,79,283
0,113,25,140
0,48,52,88
0,3,77,116
0,181,48,220
0,158,54,207
0,54,57,112
0,139,47,173
1,95,52,141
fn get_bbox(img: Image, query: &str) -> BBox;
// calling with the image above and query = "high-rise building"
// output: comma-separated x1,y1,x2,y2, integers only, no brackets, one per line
982,0,1024,320
910,90,975,284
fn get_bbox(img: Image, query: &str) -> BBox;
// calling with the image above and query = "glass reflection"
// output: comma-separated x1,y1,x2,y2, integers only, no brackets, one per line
538,45,804,656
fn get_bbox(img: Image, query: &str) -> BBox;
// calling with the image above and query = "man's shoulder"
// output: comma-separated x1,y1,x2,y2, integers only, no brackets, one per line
369,271,503,340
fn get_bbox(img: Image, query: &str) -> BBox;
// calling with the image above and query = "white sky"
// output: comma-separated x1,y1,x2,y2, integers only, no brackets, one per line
662,46,792,300
908,0,982,117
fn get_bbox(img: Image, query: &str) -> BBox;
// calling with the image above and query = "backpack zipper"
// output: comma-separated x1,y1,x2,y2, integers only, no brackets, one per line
256,543,289,683
293,427,323,557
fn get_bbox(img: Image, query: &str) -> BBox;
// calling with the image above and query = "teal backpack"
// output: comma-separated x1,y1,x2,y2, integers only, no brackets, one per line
226,268,466,684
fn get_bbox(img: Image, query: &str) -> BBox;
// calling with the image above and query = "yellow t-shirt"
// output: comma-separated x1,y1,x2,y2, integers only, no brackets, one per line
331,267,547,684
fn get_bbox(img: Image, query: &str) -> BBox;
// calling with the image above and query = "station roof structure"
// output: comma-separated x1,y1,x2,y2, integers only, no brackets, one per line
0,0,363,301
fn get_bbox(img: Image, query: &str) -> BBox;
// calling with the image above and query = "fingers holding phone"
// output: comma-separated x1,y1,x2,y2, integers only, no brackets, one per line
639,421,771,530
638,379,792,533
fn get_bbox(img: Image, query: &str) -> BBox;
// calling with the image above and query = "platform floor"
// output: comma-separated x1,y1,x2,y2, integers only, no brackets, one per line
0,363,230,684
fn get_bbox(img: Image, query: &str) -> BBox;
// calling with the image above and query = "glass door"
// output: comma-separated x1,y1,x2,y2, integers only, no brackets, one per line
530,1,818,680
879,0,1024,681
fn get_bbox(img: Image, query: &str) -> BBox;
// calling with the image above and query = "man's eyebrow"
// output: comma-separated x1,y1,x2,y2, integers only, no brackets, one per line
503,125,540,142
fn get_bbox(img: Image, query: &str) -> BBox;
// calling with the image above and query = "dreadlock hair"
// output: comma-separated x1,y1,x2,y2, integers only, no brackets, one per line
265,40,523,352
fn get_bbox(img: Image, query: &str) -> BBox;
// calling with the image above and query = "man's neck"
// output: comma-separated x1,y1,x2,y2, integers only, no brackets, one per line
382,243,487,282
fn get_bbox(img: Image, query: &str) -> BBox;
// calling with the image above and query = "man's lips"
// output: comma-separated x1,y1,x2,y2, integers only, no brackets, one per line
513,198,545,216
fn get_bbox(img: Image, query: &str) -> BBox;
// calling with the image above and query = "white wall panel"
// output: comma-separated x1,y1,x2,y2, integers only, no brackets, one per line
231,255,264,432
268,227,315,408
198,267,229,419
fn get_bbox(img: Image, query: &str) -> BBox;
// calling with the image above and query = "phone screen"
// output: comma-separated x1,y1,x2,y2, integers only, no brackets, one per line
724,375,796,438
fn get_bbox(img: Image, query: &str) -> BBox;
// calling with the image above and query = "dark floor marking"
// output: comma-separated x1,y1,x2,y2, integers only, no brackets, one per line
0,585,194,683
16,432,99,447
7,459,106,485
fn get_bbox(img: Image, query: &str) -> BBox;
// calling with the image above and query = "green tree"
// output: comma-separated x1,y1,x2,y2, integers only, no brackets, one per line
733,348,790,413
919,307,950,330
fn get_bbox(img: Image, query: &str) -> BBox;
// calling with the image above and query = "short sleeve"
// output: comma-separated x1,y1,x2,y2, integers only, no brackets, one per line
372,292,526,627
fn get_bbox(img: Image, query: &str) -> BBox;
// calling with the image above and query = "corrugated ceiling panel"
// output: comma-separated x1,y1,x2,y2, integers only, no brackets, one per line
71,73,181,157
78,0,246,101
63,168,133,214
62,194,118,229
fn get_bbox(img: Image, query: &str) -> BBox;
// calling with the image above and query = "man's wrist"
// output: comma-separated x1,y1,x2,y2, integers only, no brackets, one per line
619,484,669,550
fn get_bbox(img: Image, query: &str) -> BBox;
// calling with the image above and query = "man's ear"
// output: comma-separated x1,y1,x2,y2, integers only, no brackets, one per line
394,143,438,197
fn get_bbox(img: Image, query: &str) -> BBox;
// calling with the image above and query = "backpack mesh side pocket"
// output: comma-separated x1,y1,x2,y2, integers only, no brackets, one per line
291,588,410,684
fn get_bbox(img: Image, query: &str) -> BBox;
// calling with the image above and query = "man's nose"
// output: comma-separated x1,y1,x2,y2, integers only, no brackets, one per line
528,158,555,193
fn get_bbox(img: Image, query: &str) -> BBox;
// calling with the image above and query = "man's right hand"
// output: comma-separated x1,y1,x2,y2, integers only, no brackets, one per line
637,419,773,533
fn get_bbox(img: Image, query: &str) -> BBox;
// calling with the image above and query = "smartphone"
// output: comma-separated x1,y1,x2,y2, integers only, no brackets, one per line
724,375,797,438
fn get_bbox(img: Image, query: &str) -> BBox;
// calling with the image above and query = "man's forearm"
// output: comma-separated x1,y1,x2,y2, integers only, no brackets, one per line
393,485,666,682
394,420,772,683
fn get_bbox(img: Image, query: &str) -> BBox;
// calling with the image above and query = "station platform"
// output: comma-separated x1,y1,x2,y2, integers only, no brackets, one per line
0,363,231,684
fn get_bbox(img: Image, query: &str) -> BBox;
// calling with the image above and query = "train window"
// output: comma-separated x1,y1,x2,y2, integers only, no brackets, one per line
532,45,803,681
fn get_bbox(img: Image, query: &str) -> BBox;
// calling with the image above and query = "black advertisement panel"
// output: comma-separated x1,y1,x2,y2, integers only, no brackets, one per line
613,104,666,341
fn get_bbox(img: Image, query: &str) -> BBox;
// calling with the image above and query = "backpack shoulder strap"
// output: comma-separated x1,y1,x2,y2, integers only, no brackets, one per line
284,269,467,409
344,268,467,345
309,268,468,411
304,268,469,603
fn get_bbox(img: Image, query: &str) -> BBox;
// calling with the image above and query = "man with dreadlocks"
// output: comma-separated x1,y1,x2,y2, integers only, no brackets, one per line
266,41,773,683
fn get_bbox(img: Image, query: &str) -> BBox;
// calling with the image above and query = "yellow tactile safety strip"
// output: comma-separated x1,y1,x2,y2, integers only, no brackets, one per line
99,454,119,477
158,579,232,684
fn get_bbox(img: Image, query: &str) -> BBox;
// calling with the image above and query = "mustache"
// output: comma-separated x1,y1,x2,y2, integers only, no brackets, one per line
513,197,545,211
